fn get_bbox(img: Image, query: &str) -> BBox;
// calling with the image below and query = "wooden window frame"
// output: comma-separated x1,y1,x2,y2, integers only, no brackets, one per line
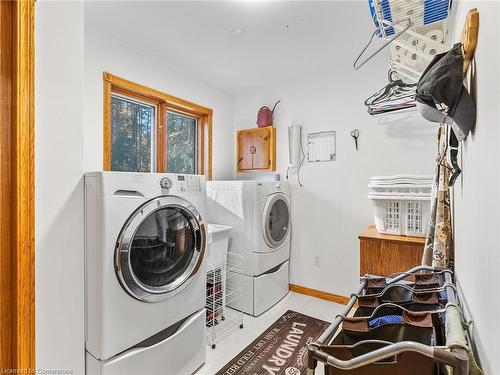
103,72,213,179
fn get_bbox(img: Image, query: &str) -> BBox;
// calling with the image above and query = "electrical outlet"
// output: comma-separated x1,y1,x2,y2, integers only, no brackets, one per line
313,256,321,267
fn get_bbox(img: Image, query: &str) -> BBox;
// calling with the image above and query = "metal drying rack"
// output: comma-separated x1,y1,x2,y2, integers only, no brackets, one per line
306,265,471,374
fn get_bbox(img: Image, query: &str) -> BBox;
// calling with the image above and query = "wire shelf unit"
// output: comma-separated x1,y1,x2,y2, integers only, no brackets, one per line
370,0,453,82
205,252,244,349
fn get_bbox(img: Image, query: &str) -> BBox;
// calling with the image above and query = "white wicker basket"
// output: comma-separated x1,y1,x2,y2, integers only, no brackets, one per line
368,195,431,237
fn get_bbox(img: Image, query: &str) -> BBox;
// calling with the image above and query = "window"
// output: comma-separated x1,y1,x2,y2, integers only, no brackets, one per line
111,95,155,172
167,112,196,174
103,72,212,178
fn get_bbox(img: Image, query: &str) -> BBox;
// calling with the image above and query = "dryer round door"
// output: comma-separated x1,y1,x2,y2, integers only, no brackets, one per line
115,196,206,303
262,193,291,249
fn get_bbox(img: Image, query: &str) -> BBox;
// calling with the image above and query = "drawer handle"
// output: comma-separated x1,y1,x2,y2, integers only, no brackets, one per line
258,261,287,276
103,310,203,363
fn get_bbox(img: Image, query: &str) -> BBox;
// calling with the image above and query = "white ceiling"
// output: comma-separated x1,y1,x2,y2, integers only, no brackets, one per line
85,1,375,94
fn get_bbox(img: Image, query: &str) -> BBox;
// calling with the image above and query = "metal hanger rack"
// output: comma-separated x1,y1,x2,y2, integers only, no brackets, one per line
306,265,475,375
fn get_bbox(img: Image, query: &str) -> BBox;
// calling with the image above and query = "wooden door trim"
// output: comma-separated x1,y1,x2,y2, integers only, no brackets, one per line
0,0,36,370
0,1,14,368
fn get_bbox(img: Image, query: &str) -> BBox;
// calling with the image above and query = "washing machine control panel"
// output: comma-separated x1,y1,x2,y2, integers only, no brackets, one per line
176,175,202,192
157,174,203,193
159,177,173,190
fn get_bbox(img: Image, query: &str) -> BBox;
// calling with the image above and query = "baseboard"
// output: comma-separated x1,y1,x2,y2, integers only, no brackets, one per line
289,284,350,305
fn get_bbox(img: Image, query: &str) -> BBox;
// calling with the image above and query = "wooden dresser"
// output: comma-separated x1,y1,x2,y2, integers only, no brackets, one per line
359,225,425,277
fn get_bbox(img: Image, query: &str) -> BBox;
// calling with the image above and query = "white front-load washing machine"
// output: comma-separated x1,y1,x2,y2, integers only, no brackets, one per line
207,180,291,316
84,172,207,375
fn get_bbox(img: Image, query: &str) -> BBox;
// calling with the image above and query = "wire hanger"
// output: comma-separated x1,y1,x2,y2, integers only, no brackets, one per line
364,69,417,115
353,18,412,70
364,79,416,107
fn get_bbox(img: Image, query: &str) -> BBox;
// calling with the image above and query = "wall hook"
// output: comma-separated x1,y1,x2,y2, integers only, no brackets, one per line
461,8,479,75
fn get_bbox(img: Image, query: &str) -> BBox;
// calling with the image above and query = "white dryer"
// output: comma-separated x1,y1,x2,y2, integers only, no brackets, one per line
84,172,207,375
207,180,291,316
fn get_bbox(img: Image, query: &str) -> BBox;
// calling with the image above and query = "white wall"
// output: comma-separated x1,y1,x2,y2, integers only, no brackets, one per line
452,2,500,373
83,28,234,180
35,1,85,374
35,4,235,374
35,1,499,373
233,58,436,296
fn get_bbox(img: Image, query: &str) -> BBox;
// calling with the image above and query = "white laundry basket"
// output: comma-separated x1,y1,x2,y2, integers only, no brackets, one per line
369,195,431,237
368,184,432,196
369,175,433,185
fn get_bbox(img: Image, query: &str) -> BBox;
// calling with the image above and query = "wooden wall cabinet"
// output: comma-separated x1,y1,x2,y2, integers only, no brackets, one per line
359,225,425,277
237,127,276,172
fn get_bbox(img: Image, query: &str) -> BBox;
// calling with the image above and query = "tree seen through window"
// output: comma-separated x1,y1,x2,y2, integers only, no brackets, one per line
167,112,196,174
111,95,154,172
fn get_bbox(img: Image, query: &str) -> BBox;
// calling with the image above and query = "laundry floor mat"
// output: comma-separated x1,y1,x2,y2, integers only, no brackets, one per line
215,310,330,375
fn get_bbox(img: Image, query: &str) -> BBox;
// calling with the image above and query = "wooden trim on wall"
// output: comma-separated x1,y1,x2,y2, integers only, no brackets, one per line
103,73,212,115
12,1,35,367
196,114,205,177
157,103,166,173
206,112,213,180
102,72,213,178
0,1,14,368
103,76,112,171
0,0,36,370
289,284,351,305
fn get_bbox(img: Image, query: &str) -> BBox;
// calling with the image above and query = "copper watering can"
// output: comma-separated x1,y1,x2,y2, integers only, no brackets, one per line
256,100,281,128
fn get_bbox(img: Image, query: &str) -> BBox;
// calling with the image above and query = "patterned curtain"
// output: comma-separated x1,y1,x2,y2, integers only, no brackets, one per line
422,124,454,268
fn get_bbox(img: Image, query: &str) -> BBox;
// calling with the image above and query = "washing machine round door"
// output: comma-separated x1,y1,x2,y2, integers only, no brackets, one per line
115,196,205,302
262,193,290,249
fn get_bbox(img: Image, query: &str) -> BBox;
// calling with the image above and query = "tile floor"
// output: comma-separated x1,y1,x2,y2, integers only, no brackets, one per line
196,292,345,375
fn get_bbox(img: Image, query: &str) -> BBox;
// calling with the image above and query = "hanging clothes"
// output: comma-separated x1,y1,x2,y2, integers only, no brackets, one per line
416,44,477,270
422,124,453,268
